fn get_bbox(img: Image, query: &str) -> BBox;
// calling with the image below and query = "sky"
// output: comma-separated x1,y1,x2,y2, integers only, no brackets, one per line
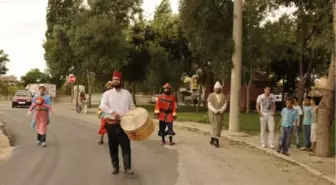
0,0,291,79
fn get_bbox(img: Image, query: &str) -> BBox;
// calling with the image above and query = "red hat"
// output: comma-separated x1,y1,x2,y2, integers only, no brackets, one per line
163,83,171,89
112,71,122,79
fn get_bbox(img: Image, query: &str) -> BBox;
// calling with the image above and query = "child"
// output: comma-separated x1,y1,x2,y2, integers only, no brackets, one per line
310,97,319,152
97,109,106,145
278,97,298,156
301,96,312,150
293,97,303,148
96,81,113,145
28,97,52,147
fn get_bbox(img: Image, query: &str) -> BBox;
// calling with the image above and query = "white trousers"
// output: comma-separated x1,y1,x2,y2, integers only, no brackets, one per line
260,115,275,146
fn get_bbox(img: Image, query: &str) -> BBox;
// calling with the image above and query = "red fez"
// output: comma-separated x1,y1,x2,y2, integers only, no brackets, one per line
163,83,171,89
112,71,122,79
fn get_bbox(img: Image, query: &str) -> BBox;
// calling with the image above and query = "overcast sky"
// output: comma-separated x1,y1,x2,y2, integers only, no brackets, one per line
0,0,292,79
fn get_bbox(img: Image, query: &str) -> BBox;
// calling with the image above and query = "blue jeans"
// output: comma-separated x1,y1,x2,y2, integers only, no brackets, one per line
303,125,311,148
279,126,293,154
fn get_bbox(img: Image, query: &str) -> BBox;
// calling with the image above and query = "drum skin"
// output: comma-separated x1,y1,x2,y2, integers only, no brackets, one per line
121,107,155,141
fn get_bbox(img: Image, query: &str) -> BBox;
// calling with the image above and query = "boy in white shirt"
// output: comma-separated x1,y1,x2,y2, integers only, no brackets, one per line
293,97,303,148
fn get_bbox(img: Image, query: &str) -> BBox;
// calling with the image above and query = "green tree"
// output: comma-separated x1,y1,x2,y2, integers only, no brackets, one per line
0,49,9,75
179,0,234,99
21,69,50,86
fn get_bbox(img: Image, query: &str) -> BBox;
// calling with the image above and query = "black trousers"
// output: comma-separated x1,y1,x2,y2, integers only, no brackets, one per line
106,123,131,169
158,121,175,137
37,134,46,142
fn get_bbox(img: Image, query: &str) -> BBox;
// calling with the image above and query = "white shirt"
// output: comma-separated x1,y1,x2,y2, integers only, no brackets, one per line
293,105,303,125
99,88,135,118
256,93,276,115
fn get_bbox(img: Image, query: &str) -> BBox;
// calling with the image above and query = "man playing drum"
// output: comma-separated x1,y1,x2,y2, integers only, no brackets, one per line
154,83,177,145
99,72,136,175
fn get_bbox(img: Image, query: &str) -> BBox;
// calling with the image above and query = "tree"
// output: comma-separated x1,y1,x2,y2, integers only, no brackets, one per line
315,0,335,157
144,0,192,92
273,0,333,105
43,0,83,88
21,69,50,86
242,0,269,113
0,49,9,75
179,0,234,101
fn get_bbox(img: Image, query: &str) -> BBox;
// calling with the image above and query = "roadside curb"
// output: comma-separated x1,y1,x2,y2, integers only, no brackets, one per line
172,123,335,185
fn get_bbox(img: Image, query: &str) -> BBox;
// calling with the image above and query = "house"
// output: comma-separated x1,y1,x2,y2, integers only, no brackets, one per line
0,75,18,86
222,71,282,111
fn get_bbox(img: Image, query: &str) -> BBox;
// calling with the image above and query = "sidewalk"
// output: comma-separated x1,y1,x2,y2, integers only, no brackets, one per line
172,121,335,185
55,103,335,184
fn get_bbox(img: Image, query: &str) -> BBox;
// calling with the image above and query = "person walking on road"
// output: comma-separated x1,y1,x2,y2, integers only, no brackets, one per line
97,81,113,145
28,97,52,147
154,83,177,145
99,72,136,175
256,86,276,148
207,81,227,148
29,84,52,130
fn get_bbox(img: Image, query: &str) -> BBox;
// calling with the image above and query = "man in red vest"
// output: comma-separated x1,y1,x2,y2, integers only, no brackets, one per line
154,83,177,145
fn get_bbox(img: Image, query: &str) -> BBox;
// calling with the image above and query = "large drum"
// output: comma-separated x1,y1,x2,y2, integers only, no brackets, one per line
121,107,155,141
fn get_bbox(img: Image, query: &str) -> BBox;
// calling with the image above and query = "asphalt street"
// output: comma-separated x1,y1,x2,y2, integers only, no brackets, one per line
0,102,330,185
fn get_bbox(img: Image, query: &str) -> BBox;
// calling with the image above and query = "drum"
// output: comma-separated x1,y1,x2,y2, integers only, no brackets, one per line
121,107,155,141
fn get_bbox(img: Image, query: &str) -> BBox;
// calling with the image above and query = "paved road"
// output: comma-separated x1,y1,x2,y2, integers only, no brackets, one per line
0,103,331,185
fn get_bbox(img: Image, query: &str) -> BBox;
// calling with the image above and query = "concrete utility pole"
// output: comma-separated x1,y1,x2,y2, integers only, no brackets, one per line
229,0,243,132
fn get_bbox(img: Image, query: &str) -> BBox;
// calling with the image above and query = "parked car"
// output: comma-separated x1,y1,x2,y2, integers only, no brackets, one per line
149,94,160,104
12,90,33,108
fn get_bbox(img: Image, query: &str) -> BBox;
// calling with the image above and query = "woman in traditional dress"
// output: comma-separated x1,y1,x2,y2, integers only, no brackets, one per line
28,97,52,147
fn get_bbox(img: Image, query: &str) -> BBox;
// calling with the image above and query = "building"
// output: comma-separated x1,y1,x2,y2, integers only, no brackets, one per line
222,71,283,111
0,75,18,86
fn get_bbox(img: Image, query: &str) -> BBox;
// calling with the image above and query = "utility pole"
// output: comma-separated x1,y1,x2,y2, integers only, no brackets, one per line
229,0,243,132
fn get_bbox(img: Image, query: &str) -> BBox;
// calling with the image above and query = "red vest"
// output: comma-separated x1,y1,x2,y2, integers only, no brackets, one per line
154,94,177,123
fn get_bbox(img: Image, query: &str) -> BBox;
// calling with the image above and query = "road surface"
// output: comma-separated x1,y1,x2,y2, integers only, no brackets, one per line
0,102,331,185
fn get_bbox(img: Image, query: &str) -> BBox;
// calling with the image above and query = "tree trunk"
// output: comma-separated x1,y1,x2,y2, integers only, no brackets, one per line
132,82,137,105
245,84,250,113
197,85,203,112
229,0,243,132
86,72,92,108
75,80,80,108
315,1,336,157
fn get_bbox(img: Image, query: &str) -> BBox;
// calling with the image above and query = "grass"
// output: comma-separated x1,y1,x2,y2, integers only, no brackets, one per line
91,104,335,155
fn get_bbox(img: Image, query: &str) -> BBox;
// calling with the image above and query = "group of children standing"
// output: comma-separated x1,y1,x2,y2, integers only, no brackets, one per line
278,96,320,155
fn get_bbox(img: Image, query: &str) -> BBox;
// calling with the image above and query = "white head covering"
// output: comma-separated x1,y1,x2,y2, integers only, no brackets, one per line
39,84,46,89
214,81,222,89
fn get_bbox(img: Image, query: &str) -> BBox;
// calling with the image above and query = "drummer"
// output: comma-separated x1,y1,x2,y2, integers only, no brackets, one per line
99,71,136,175
154,83,177,145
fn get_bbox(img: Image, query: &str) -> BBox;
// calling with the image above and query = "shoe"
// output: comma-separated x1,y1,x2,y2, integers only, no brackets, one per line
282,153,290,156
112,168,119,175
41,142,47,147
296,144,300,149
161,141,166,145
214,138,219,148
261,144,266,148
124,169,135,175
269,144,275,149
210,137,215,146
97,141,104,145
37,141,41,145
169,142,175,145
